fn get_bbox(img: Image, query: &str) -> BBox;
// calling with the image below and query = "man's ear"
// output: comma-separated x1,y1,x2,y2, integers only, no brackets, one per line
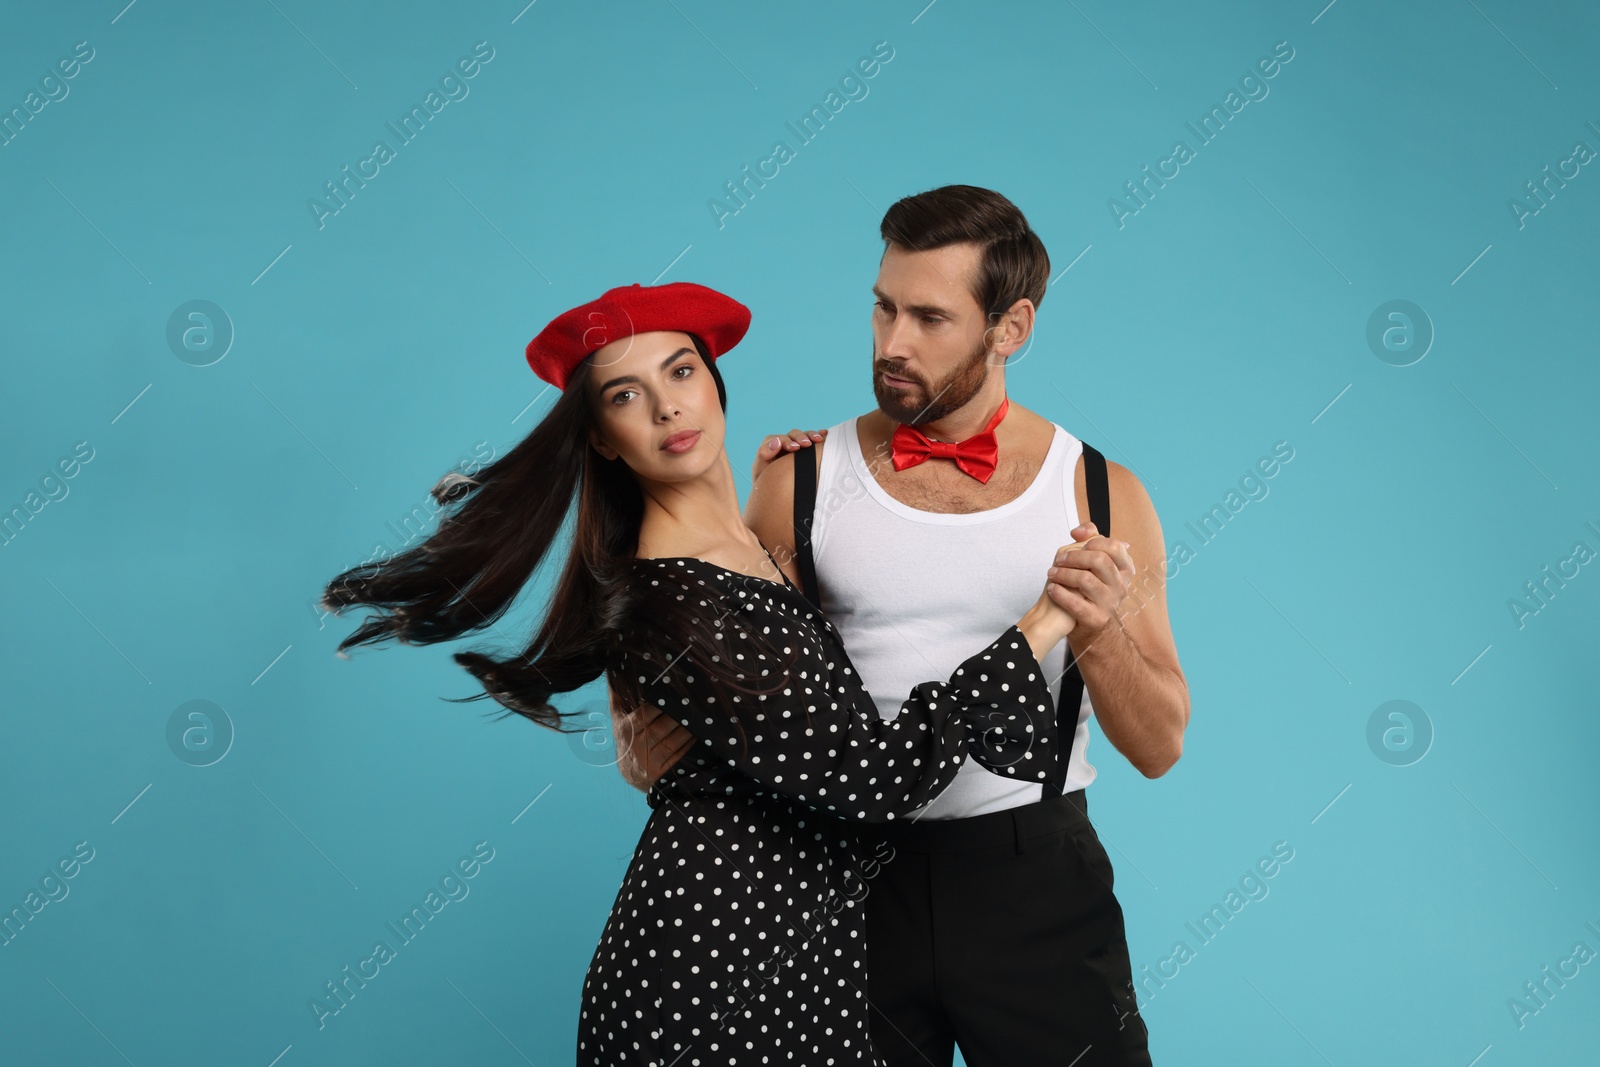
990,298,1036,359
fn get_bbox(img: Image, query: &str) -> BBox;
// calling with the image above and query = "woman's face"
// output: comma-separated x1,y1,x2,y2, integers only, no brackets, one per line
585,330,725,483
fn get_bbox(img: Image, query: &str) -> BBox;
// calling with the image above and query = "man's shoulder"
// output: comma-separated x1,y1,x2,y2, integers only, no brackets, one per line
750,414,858,497
745,441,806,545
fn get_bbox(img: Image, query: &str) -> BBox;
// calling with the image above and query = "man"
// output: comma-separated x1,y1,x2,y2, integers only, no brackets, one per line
612,184,1188,1065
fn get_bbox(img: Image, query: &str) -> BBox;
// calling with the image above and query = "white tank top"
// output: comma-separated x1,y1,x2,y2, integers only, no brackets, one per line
810,416,1098,820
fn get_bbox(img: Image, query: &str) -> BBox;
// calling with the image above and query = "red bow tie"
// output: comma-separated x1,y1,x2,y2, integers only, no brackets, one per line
890,397,1010,484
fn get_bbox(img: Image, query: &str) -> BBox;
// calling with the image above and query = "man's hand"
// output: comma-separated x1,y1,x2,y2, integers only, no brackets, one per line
1044,522,1137,644
750,427,827,485
610,688,696,792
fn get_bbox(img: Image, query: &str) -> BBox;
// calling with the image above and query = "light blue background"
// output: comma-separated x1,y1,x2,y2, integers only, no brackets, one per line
3,1,1598,1064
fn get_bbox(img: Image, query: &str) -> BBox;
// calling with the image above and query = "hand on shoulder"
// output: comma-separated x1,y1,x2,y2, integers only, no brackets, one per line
750,427,827,485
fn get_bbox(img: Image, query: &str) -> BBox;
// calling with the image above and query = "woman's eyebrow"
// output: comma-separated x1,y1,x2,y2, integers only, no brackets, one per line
599,347,695,391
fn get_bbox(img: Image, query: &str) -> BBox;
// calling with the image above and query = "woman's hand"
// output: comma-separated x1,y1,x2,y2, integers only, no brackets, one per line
750,427,827,484
1016,543,1088,662
1043,522,1137,645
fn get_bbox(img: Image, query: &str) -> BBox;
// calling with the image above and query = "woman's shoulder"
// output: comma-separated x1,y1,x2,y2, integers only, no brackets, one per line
627,556,825,620
624,555,719,590
615,557,744,621
627,554,758,589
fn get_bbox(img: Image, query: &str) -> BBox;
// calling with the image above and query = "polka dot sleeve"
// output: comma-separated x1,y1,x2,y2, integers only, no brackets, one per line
616,564,1060,822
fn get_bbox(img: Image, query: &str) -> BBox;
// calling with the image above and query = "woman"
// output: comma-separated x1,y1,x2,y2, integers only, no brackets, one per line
320,281,1078,1065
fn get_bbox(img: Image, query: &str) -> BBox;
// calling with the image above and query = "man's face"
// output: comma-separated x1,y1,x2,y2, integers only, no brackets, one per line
870,241,994,426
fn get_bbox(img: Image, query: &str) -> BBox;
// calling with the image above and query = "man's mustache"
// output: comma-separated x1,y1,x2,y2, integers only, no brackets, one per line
875,363,923,387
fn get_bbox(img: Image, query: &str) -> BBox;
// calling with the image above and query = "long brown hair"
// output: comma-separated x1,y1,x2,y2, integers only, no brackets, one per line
319,334,798,749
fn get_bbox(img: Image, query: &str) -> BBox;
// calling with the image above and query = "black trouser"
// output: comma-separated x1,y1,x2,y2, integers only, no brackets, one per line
862,789,1153,1066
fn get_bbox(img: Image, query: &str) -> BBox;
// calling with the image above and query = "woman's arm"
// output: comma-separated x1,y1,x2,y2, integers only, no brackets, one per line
616,569,1071,822
613,592,1067,793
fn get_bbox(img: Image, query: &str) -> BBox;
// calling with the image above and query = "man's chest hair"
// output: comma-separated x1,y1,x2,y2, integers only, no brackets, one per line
864,448,1047,514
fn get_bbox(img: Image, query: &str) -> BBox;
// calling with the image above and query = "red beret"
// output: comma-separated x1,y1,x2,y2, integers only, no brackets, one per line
525,281,752,391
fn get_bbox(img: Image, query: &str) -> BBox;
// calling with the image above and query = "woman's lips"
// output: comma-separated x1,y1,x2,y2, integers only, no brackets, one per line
661,430,701,453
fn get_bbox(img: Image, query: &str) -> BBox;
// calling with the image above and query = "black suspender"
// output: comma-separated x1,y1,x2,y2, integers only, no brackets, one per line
792,446,822,609
1044,441,1108,798
790,438,1110,796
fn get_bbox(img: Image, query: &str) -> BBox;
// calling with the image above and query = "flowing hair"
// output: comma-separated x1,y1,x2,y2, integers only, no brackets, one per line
319,334,799,751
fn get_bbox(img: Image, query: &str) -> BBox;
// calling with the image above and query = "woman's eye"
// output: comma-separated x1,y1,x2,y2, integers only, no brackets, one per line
613,365,689,404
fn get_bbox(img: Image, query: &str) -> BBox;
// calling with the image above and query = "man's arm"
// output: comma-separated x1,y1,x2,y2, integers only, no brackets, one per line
1051,460,1189,778
743,438,810,578
609,683,697,792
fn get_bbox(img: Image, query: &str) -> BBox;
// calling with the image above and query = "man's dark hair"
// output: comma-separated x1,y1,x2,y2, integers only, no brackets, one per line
879,184,1051,321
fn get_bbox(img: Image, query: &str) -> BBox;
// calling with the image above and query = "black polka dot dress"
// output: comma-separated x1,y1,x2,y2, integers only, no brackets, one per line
577,555,1059,1066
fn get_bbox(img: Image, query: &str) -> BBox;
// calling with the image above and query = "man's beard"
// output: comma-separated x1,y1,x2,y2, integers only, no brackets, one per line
873,333,992,427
